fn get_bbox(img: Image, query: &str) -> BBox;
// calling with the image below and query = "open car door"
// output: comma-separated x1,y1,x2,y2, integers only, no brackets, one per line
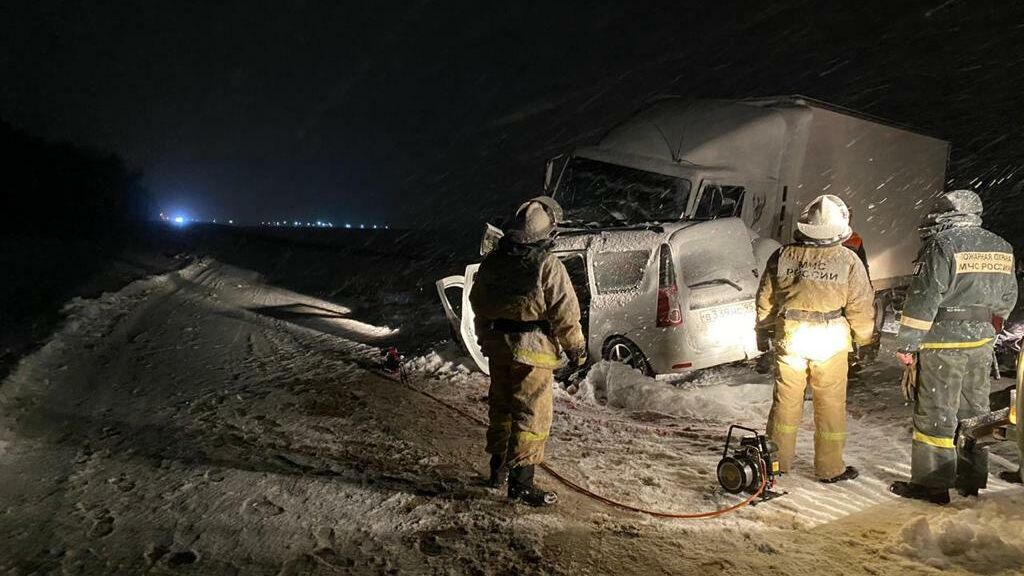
435,264,490,375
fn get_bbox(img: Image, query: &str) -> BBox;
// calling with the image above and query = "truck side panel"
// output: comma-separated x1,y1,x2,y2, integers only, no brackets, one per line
788,106,949,287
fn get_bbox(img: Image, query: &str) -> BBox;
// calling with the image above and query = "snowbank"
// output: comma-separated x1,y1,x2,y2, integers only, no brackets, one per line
577,361,772,423
406,349,473,376
892,493,1024,572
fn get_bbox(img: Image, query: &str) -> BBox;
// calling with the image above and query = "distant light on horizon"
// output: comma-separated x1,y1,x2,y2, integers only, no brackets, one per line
253,219,375,230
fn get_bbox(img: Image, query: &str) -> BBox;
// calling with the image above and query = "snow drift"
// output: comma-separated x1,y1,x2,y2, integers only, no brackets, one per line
577,360,772,423
893,492,1024,572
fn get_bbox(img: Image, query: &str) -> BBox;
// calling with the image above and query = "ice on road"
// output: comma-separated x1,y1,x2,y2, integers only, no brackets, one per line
1,258,1022,575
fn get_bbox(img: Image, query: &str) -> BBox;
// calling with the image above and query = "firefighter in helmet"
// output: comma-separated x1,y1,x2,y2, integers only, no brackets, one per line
756,194,875,483
469,196,586,507
890,190,1017,504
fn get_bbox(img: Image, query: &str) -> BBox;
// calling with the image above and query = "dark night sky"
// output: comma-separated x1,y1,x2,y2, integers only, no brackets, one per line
2,1,1024,228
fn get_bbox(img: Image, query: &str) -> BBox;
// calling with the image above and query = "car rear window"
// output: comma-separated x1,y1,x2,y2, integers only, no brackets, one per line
593,250,649,293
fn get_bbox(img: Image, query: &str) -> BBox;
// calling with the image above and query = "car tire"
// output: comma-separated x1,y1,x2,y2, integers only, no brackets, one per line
602,337,653,377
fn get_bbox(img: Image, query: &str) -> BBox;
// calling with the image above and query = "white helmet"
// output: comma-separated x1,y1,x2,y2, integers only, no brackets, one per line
796,194,852,242
507,196,563,243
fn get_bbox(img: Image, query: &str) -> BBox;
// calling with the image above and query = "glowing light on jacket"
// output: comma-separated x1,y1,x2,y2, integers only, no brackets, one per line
785,321,851,362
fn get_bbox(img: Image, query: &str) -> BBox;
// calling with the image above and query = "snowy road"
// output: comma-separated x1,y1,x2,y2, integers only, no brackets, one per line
2,258,1022,575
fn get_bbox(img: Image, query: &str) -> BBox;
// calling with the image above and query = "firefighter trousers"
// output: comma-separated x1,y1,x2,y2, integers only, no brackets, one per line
485,358,553,467
911,346,992,490
767,351,849,479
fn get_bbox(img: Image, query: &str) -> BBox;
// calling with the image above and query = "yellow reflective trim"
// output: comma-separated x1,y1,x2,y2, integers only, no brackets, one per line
511,348,560,368
772,423,798,434
818,431,847,441
913,430,955,448
900,315,934,331
517,430,549,442
920,338,993,350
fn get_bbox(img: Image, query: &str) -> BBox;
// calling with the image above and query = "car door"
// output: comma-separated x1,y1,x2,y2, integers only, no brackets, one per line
435,264,490,374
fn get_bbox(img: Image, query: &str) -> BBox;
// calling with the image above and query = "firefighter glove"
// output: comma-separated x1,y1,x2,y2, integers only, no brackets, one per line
899,353,918,402
756,329,772,353
566,347,587,368
992,315,1005,333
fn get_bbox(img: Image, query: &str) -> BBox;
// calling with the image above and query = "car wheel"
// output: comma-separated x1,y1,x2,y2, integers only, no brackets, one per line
603,337,653,376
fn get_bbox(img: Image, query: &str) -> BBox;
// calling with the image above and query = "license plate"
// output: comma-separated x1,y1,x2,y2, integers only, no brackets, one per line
698,301,755,324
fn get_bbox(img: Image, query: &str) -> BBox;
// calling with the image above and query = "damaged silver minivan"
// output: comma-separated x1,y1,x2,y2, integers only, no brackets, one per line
437,161,770,376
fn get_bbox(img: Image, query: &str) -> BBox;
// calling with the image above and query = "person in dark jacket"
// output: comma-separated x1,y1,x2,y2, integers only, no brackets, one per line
843,210,869,275
890,190,1018,504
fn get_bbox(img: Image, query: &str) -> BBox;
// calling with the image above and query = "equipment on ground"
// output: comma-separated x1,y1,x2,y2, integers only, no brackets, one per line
380,347,408,382
716,425,784,502
955,346,1022,463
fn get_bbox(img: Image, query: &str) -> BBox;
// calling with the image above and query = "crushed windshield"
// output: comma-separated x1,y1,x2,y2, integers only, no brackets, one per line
557,157,691,226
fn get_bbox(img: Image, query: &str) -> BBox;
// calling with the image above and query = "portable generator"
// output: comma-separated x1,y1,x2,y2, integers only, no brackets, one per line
716,425,784,502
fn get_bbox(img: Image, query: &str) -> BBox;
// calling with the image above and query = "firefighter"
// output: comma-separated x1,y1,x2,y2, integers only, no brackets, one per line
756,194,876,483
842,215,876,371
469,196,587,507
890,190,1017,504
844,230,869,271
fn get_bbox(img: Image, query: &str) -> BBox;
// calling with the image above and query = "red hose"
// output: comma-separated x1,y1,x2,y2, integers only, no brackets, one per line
374,365,768,519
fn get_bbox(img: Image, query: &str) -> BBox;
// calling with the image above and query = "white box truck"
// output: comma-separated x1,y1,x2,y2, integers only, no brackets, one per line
439,96,950,376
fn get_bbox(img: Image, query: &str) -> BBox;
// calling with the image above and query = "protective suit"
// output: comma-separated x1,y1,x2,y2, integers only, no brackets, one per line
843,230,869,274
756,195,875,481
891,190,1017,503
469,196,586,506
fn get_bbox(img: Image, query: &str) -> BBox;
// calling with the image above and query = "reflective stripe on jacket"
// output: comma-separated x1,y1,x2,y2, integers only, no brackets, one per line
897,226,1017,352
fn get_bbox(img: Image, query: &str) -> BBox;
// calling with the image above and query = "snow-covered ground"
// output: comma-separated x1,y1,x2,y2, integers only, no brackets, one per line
2,257,1022,575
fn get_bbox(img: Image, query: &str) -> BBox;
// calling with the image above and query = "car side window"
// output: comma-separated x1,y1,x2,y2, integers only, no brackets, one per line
695,185,746,220
593,250,649,293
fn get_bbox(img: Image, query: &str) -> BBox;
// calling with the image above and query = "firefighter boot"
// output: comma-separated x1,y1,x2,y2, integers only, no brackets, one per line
889,481,950,505
508,465,557,507
820,466,859,484
487,454,508,489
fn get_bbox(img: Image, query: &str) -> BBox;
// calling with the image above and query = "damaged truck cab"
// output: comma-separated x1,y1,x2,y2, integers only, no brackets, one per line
439,96,950,377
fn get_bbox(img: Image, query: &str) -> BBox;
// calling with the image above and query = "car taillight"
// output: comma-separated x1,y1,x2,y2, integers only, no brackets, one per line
657,243,683,327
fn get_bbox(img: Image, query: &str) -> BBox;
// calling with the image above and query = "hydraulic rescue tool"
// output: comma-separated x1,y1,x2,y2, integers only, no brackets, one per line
955,345,1022,460
717,425,785,503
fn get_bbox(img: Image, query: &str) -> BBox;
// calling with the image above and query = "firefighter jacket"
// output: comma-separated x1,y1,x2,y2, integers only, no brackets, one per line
756,241,876,361
843,231,869,275
469,237,586,369
897,225,1017,352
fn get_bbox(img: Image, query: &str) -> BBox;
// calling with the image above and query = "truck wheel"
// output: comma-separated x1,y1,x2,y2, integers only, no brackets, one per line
603,337,653,377
873,291,891,335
